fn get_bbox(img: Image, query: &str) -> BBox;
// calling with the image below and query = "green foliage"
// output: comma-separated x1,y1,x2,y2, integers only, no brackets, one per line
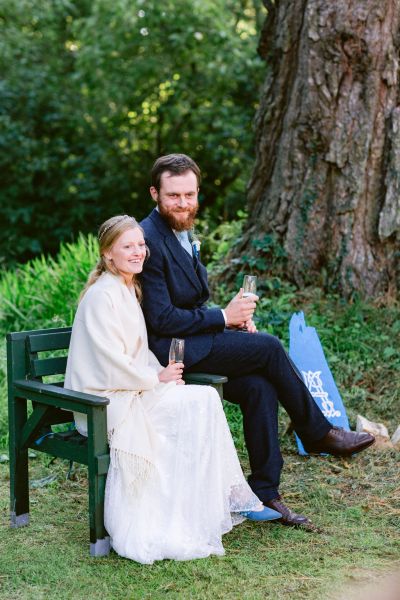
0,0,265,267
0,234,97,334
202,211,287,281
240,233,287,275
203,213,296,334
198,209,248,266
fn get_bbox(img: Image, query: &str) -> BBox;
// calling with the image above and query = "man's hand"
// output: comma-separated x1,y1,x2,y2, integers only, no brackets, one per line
235,318,258,332
224,288,258,327
244,319,258,334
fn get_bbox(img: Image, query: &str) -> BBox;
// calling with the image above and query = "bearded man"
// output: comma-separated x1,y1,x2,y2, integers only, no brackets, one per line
140,153,374,527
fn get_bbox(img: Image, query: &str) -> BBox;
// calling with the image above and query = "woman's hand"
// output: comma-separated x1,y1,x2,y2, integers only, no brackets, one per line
158,362,185,385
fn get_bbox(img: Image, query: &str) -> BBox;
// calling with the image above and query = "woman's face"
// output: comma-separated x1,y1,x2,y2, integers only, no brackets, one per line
104,227,146,284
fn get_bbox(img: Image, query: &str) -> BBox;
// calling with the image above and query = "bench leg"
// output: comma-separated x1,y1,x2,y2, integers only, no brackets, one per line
87,458,110,557
213,382,224,402
10,513,30,527
10,447,30,528
9,396,30,528
87,407,110,557
90,536,111,557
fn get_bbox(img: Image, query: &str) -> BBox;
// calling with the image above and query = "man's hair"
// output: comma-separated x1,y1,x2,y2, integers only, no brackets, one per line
151,153,201,192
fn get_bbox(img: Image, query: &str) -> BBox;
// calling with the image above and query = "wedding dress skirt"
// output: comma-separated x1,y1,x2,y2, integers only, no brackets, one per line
104,384,261,564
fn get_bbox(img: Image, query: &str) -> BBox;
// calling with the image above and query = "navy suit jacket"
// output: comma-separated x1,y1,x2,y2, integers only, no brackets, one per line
140,209,225,367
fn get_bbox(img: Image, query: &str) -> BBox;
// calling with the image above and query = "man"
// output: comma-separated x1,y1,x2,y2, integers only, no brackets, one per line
140,153,375,526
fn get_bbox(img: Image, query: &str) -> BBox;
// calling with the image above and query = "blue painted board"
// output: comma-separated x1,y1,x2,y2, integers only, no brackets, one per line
289,312,350,455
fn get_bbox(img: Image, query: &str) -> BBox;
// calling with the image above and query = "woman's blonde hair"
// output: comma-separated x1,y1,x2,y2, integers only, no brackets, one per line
80,215,148,301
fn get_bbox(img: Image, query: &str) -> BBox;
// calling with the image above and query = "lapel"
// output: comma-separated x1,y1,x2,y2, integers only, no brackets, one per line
149,209,203,294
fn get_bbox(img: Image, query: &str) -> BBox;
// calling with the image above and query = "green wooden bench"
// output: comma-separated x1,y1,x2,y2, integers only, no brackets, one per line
7,326,227,557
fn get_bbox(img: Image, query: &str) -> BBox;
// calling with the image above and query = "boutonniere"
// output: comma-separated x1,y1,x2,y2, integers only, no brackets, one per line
190,232,201,259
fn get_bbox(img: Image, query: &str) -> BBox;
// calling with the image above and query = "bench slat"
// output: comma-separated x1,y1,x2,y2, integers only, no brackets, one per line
7,326,72,343
31,356,68,377
34,436,89,465
28,331,71,353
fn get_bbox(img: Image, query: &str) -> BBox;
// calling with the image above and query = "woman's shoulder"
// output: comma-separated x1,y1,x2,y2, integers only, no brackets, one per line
81,273,123,307
87,272,139,304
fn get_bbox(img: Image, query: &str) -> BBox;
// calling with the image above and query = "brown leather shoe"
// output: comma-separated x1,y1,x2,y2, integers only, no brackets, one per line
303,426,375,457
265,498,312,528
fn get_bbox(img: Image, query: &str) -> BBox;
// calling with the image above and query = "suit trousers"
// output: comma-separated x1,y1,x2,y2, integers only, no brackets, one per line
186,329,332,502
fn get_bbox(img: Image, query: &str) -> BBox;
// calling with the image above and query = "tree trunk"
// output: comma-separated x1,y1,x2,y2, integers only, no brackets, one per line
244,0,400,299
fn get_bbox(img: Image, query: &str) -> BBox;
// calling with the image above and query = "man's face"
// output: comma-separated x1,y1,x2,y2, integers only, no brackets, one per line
150,170,199,231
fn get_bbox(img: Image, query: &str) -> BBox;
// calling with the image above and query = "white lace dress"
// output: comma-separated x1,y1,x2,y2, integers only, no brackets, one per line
65,273,261,564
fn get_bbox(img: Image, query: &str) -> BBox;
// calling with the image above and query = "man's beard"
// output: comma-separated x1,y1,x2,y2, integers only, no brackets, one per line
158,202,199,232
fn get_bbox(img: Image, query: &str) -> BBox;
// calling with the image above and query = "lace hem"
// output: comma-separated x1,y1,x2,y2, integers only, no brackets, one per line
109,447,156,495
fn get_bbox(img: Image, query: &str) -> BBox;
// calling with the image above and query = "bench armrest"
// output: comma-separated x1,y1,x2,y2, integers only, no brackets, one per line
13,379,109,414
183,373,228,385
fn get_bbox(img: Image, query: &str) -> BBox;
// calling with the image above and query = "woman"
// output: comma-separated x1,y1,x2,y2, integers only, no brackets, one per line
65,215,280,564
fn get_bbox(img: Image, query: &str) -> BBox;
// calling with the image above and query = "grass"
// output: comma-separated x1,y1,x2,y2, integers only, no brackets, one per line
0,233,399,598
0,438,399,600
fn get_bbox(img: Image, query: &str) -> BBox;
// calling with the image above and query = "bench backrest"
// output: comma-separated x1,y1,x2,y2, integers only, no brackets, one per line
7,326,72,386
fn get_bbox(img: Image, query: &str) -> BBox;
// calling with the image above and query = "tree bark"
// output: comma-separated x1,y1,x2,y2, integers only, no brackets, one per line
244,0,400,299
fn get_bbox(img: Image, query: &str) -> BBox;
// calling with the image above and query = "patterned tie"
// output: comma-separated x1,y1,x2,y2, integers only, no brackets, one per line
176,231,193,256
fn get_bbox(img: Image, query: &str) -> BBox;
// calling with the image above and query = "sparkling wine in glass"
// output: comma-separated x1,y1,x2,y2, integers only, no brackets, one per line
242,275,257,299
169,338,185,364
241,275,257,331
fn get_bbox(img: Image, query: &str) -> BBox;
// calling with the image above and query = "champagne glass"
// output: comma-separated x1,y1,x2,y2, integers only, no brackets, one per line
241,275,257,331
169,338,185,364
242,275,257,299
